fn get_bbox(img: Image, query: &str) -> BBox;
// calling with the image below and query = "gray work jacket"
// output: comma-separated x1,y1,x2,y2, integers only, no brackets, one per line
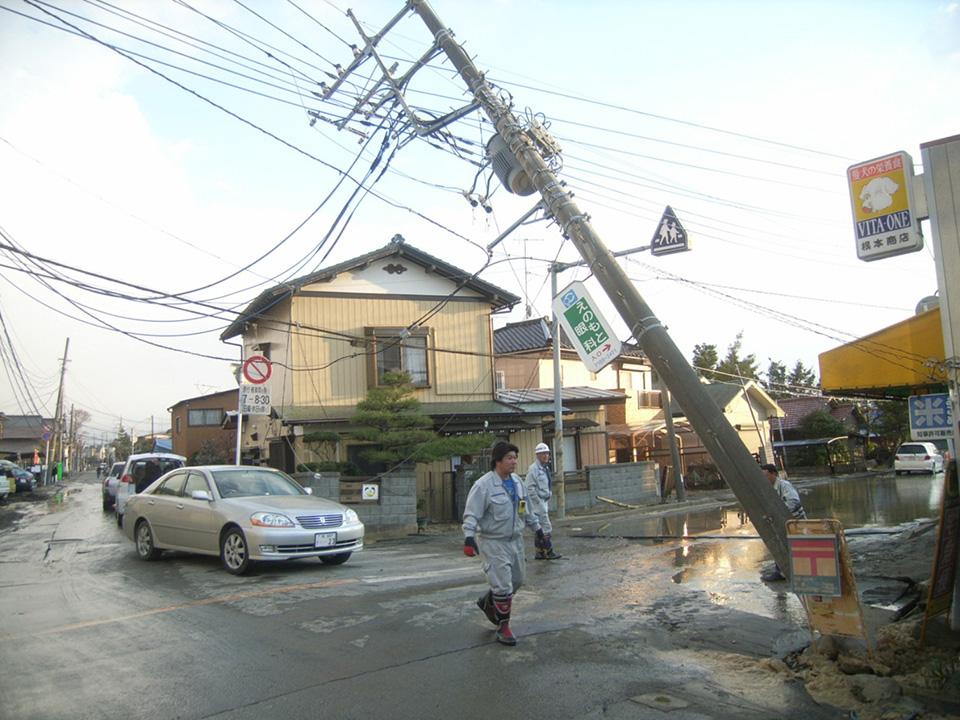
463,470,541,541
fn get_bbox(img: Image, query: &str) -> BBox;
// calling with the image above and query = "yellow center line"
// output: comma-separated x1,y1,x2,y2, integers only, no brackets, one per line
0,577,357,641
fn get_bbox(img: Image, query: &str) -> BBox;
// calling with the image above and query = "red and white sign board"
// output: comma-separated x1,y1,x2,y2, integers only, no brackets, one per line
242,355,272,384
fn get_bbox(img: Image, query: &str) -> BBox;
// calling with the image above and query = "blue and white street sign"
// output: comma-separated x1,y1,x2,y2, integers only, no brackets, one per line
909,394,954,441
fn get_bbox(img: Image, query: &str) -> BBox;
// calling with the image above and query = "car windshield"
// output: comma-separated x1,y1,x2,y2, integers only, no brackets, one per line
212,469,304,498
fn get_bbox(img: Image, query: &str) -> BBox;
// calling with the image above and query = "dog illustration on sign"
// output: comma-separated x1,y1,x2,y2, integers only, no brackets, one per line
860,176,898,214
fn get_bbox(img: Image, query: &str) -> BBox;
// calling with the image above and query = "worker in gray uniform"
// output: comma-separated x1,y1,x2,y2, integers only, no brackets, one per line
463,441,544,646
759,463,807,582
526,442,561,559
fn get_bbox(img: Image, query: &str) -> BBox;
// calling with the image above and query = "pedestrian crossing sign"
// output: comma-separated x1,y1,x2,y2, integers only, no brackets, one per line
651,206,689,256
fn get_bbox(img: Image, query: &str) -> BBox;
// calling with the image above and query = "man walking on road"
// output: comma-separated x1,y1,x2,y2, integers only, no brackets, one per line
462,441,544,646
759,463,806,582
526,442,561,560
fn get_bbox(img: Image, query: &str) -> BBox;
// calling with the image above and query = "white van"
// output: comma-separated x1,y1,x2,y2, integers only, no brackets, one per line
115,453,186,526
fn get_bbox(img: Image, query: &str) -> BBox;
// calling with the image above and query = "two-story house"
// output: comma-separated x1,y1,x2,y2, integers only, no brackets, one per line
220,235,552,520
493,316,653,471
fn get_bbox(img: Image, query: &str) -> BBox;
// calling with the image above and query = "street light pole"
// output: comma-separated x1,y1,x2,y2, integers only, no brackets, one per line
411,0,793,572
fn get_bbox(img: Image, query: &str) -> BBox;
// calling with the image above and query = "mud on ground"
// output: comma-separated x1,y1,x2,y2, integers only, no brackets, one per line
757,522,960,720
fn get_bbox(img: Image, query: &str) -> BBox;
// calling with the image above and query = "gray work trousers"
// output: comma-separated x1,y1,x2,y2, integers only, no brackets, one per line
478,535,526,598
528,495,552,535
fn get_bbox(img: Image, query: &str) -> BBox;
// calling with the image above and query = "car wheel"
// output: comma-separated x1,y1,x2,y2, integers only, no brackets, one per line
102,494,113,511
894,470,902,476
221,528,251,575
135,520,161,561
319,552,351,566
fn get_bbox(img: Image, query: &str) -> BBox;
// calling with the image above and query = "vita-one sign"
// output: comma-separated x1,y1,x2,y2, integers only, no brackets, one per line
847,151,923,262
552,280,622,373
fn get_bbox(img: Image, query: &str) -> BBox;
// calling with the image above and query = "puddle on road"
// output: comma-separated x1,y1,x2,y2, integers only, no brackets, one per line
573,473,943,626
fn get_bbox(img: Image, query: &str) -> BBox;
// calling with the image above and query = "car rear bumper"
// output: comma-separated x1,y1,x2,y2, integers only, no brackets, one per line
245,523,365,560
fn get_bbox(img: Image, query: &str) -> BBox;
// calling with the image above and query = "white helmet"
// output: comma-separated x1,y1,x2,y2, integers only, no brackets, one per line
535,442,550,454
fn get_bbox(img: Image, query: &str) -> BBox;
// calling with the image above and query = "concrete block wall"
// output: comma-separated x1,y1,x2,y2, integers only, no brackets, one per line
293,467,417,536
556,461,658,511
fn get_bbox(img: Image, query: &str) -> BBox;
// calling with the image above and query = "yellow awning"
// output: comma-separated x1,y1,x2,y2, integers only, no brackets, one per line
819,308,947,398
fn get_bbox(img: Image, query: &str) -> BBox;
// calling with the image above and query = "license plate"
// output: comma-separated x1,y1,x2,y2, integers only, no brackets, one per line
315,532,337,548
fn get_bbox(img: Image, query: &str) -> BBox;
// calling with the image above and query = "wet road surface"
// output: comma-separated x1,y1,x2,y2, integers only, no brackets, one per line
1,470,939,719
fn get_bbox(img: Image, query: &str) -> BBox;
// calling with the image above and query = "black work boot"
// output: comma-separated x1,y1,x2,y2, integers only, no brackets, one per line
476,590,498,625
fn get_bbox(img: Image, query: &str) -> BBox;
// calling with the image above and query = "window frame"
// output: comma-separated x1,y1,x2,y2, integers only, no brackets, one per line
364,326,432,388
187,408,224,427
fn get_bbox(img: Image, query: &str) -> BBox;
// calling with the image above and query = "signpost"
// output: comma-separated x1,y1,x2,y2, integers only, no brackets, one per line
242,355,272,385
236,355,272,464
922,460,959,643
789,519,869,647
239,385,271,415
650,205,689,257
909,393,954,441
847,151,923,262
552,281,622,373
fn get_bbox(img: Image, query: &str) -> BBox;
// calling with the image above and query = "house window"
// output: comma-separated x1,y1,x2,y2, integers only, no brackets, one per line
175,417,181,435
365,328,430,387
495,370,506,390
188,408,224,426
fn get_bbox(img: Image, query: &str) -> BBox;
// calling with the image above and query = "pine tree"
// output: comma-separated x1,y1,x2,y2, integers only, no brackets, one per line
352,371,494,467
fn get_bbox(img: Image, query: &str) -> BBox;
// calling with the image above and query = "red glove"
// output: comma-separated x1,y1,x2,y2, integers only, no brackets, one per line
464,536,479,557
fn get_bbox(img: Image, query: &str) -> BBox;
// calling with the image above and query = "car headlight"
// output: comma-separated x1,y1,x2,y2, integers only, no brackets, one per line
251,512,294,528
344,508,359,524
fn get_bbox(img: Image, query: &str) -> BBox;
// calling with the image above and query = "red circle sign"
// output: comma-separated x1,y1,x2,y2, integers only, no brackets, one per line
242,355,272,384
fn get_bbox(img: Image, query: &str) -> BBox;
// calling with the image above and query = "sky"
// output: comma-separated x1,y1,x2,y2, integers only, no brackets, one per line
0,0,958,448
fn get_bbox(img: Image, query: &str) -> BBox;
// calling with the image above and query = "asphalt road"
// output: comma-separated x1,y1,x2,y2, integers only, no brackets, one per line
0,471,844,720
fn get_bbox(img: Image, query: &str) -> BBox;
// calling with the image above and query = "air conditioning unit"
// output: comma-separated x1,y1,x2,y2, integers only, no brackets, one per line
486,134,535,196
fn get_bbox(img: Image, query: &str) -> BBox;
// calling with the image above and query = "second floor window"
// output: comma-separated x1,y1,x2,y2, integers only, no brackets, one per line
188,408,224,426
366,327,430,387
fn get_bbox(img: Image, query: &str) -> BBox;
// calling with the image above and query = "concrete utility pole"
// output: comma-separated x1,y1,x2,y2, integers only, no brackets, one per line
409,0,791,570
550,243,687,513
48,337,69,484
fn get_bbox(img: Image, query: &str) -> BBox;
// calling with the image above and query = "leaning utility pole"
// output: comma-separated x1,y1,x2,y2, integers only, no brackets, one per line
407,0,791,571
48,337,69,484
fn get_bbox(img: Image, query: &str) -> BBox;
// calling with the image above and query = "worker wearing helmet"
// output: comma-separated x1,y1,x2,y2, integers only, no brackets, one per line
526,442,561,560
462,441,544,646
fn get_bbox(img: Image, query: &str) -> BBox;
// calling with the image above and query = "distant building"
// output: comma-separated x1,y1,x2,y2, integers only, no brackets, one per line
168,389,237,462
0,414,53,463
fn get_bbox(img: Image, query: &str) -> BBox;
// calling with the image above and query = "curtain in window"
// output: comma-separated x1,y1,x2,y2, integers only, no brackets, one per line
404,337,428,384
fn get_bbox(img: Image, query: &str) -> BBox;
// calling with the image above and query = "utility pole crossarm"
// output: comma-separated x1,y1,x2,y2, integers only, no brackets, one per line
409,0,793,572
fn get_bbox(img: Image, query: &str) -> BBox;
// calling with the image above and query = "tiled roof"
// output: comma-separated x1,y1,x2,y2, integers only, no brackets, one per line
776,397,830,430
497,386,627,404
494,317,571,354
493,317,646,360
0,415,52,439
222,236,521,340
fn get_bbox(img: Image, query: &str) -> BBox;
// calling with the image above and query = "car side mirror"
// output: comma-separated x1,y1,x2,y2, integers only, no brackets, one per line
304,487,313,495
191,490,212,502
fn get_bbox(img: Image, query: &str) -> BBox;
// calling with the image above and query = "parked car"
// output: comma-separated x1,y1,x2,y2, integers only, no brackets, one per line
893,442,944,475
114,453,186,525
122,465,364,574
101,461,126,511
0,461,15,500
13,467,35,492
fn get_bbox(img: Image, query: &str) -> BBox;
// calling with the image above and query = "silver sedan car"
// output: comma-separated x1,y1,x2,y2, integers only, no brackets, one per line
122,465,364,574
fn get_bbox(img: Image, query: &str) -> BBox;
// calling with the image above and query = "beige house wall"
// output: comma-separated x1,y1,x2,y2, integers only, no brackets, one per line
290,295,493,409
